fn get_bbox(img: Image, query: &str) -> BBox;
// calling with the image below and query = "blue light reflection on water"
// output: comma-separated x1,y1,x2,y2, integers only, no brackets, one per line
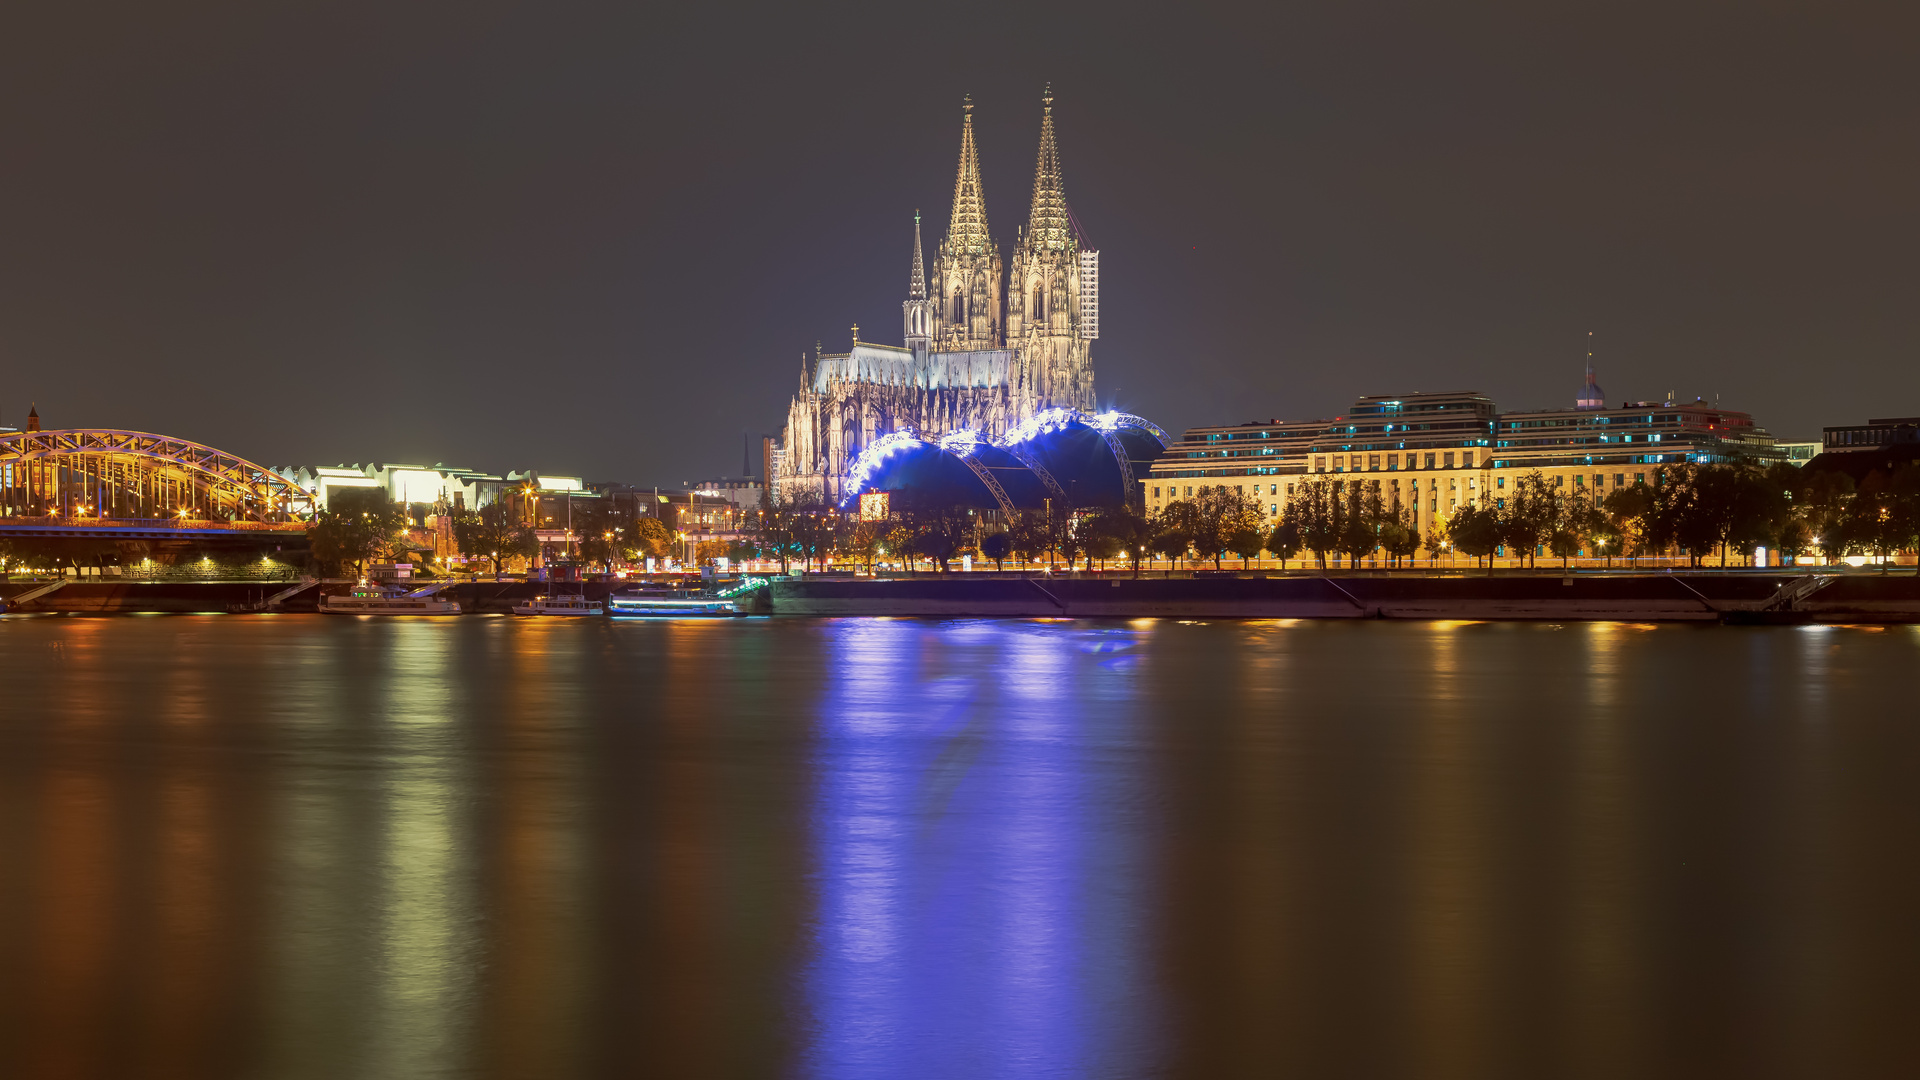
804,619,1159,1079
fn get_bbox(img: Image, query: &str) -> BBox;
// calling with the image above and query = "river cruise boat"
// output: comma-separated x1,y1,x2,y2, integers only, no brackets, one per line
511,595,605,616
321,582,462,615
606,594,740,618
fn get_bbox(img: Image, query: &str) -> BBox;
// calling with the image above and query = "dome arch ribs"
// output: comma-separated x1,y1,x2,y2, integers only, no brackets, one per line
955,456,1017,518
999,443,1067,503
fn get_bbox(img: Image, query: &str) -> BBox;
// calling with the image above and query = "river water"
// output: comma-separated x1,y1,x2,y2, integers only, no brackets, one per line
0,615,1914,1079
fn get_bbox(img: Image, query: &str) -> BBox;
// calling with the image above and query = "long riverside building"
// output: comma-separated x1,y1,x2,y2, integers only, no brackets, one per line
1147,384,1785,544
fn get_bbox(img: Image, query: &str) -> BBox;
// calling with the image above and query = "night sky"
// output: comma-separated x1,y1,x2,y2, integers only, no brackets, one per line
3,3,1915,484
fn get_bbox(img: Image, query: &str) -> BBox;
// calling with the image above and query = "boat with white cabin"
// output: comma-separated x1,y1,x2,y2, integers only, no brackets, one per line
321,582,462,615
606,594,740,618
511,594,604,616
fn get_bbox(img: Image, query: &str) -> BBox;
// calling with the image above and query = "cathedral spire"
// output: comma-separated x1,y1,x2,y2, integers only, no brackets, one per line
909,210,926,300
946,96,991,257
1025,83,1071,253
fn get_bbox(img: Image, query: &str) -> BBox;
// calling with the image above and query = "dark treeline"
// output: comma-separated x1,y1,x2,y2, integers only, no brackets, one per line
744,459,1920,575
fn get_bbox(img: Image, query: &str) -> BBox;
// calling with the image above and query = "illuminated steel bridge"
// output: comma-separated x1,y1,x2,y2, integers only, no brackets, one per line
0,428,308,538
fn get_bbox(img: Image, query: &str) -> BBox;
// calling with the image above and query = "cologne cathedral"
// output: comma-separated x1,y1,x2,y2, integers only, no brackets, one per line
776,88,1099,503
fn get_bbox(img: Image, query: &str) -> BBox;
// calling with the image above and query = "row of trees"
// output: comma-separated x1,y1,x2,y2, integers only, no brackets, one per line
752,459,1920,575
1442,462,1920,568
1273,462,1920,570
306,488,683,577
294,458,1920,578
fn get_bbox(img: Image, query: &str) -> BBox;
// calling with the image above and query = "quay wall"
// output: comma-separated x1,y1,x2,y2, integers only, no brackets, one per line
768,573,1920,622
7,573,1920,622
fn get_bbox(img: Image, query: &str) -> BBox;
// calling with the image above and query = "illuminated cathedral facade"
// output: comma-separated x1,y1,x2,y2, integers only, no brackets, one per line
776,88,1100,503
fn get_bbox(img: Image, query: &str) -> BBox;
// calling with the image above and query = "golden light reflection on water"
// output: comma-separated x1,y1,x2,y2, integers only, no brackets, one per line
1402,622,1494,1079
1562,622,1644,1076
1,616,1918,1077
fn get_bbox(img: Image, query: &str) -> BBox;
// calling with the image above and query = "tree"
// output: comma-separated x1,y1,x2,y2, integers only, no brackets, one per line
789,499,839,572
1053,510,1085,571
1191,485,1263,569
1266,517,1302,570
1086,503,1153,573
1600,484,1655,562
885,523,921,573
1151,500,1199,566
1500,471,1557,568
1776,517,1813,563
570,499,639,573
843,520,887,573
1225,522,1265,568
309,487,409,577
1649,465,1723,567
1548,488,1599,568
1080,509,1127,569
1337,479,1385,567
980,530,1013,571
1446,502,1502,568
1379,507,1422,568
1290,477,1342,569
634,515,677,563
749,498,795,573
910,504,973,572
725,538,760,565
1727,467,1788,564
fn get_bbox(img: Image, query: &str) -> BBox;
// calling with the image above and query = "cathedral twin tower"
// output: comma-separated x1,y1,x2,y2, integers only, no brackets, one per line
779,88,1099,501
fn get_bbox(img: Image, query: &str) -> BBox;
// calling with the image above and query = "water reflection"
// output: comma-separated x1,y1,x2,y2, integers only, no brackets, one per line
0,616,1917,1078
805,620,1156,1077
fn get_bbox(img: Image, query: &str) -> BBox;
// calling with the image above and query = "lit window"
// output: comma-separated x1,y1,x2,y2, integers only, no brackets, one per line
1425,453,1436,469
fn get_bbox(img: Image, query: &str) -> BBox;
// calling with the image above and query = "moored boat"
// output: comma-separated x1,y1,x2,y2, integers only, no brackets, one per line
321,582,462,615
606,594,739,617
511,595,604,616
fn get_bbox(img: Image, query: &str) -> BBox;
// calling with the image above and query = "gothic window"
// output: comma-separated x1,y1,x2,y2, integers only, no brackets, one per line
1032,284,1045,322
952,291,964,324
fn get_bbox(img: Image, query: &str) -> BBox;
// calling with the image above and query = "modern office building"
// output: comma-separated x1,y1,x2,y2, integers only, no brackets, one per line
1804,415,1920,483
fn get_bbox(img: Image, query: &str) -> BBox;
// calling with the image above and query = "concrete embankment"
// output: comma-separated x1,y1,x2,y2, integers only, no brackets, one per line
0,579,321,613
767,572,1920,622
0,580,632,614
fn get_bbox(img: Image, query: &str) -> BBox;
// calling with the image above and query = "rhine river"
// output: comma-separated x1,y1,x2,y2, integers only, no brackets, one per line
0,614,1914,1079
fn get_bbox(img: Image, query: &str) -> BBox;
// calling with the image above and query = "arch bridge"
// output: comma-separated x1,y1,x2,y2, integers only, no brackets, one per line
0,428,309,537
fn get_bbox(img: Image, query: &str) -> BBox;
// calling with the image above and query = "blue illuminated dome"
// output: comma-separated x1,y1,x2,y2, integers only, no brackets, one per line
844,409,1170,514
1576,368,1605,410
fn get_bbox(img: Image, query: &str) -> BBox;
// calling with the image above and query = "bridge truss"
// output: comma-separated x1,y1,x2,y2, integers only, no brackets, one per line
0,429,308,524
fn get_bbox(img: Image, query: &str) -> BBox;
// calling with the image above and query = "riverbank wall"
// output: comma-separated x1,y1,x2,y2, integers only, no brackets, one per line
766,572,1920,622
7,573,1920,621
0,580,638,614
